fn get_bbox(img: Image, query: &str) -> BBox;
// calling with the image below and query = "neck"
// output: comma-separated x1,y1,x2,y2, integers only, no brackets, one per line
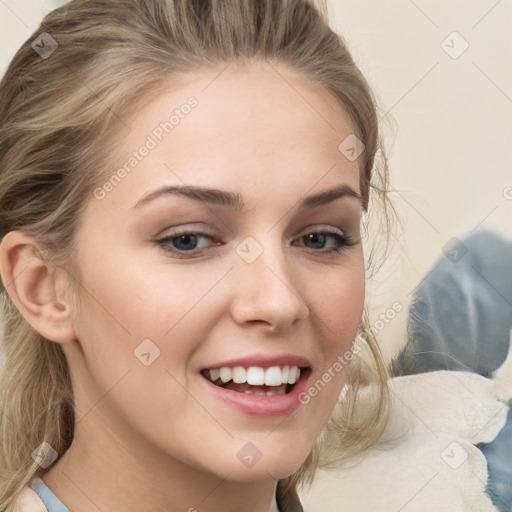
42,410,278,512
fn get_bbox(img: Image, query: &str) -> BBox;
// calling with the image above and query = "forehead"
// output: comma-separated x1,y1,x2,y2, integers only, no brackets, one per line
97,61,361,212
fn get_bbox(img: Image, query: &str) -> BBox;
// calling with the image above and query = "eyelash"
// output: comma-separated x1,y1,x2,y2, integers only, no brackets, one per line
154,228,356,259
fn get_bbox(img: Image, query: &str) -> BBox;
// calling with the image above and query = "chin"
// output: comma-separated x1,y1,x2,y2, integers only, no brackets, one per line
219,464,305,484
212,445,312,483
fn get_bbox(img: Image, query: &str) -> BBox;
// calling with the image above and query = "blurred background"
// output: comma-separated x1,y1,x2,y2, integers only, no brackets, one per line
328,0,512,361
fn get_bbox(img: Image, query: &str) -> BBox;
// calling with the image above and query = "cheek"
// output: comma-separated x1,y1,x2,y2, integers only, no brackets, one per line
70,250,224,396
74,250,193,336
312,260,365,347
301,260,365,421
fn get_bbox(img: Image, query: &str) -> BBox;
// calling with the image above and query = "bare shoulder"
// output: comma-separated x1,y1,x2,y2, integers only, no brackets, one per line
10,485,47,512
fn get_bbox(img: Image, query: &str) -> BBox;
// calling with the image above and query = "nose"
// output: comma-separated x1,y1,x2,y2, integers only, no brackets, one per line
230,238,310,332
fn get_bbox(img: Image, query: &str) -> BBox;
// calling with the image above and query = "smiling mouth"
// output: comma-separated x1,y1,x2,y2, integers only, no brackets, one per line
200,365,309,396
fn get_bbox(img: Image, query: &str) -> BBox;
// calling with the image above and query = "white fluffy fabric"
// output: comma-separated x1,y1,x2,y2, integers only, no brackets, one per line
300,370,509,512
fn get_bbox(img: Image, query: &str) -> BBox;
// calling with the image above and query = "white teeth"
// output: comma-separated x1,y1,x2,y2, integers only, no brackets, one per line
281,365,290,383
246,366,265,385
232,366,247,384
219,367,232,383
288,366,300,385
207,365,303,386
265,366,283,386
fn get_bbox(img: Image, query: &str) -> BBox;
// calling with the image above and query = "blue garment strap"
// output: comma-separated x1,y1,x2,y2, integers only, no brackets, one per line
30,478,70,512
29,477,290,511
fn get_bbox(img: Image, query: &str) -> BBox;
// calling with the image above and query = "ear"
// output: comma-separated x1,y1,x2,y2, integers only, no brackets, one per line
0,231,76,344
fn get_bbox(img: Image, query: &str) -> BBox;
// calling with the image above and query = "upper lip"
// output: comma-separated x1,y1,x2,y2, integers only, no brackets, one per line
202,354,311,370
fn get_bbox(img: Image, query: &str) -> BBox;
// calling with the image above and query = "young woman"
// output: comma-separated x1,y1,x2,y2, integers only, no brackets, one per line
0,1,394,510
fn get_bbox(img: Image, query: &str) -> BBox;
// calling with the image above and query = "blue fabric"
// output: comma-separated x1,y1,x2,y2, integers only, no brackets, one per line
28,477,288,511
30,478,70,512
392,229,512,512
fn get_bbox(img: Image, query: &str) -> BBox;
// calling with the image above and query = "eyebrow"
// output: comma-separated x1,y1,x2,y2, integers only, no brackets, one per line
133,183,362,211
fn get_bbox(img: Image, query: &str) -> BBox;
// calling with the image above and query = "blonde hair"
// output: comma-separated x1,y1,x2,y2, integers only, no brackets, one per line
0,0,396,509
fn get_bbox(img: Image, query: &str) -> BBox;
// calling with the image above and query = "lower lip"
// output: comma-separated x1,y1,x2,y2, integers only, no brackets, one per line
200,369,311,417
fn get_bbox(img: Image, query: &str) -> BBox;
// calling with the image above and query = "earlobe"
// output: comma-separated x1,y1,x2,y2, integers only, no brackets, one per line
0,231,76,344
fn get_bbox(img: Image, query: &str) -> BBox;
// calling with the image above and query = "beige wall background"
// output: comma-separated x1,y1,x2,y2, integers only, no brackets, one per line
328,0,512,361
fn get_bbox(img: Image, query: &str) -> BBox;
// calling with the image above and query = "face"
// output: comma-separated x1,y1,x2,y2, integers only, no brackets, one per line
65,60,365,482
